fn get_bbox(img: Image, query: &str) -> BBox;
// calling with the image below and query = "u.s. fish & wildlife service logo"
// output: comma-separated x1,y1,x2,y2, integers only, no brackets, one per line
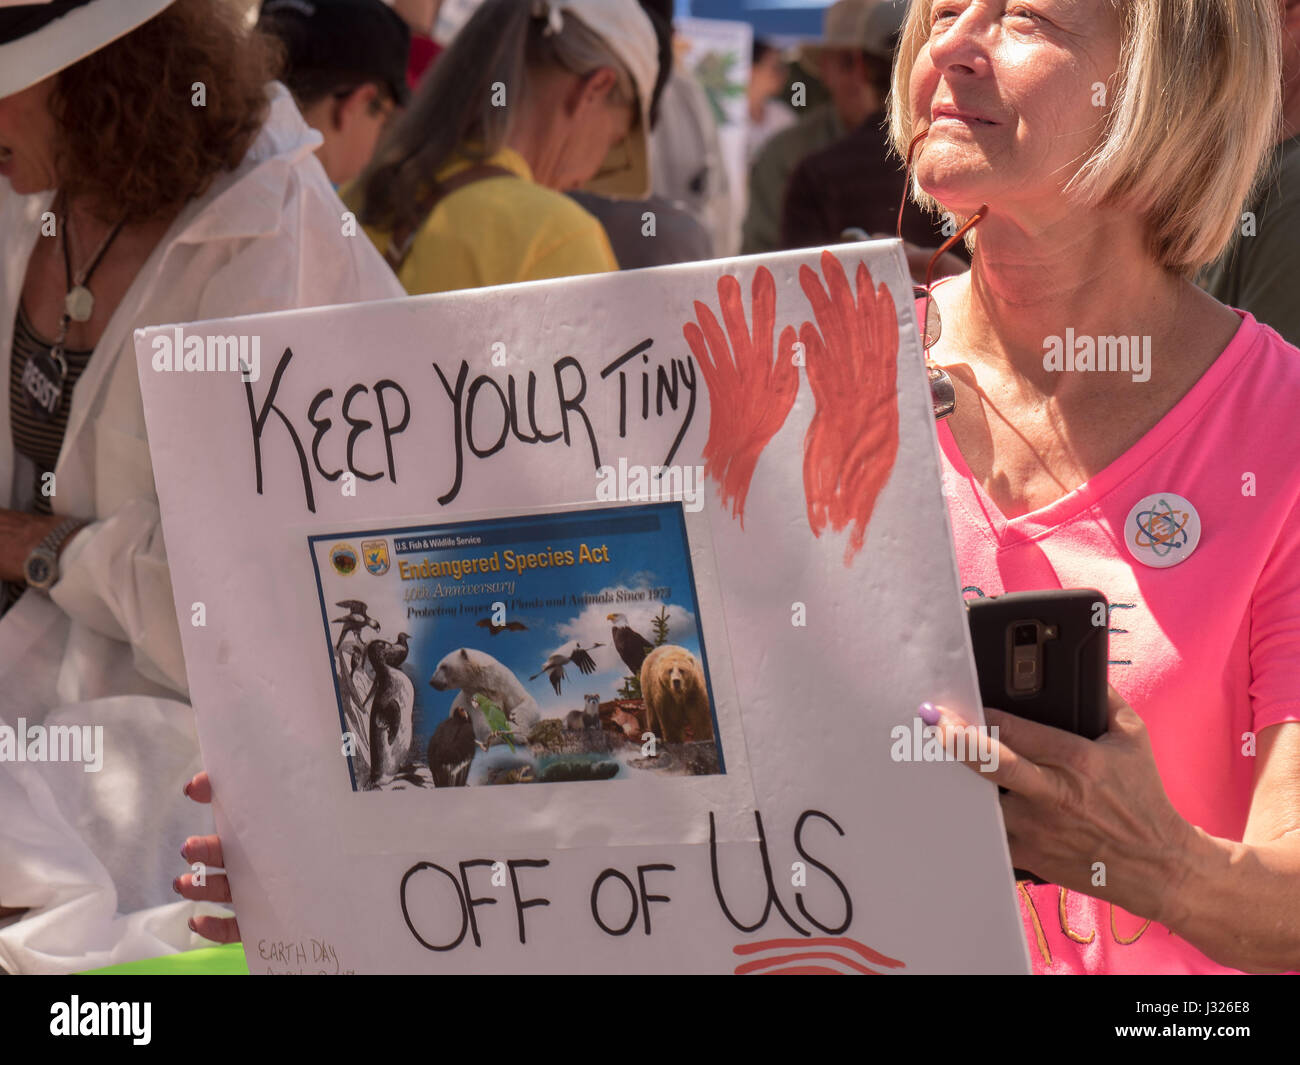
362,540,390,576
330,543,359,576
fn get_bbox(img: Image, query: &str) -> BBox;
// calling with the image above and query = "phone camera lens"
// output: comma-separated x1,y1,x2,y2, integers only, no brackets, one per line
1013,623,1037,646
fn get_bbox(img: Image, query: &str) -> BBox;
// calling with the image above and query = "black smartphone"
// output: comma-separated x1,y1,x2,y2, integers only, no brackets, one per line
966,589,1110,883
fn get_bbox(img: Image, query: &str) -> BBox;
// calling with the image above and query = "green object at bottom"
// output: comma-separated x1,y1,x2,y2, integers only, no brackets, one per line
82,943,248,975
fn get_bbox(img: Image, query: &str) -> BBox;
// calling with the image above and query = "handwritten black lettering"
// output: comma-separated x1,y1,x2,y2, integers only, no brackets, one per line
709,810,809,936
506,859,551,945
591,868,638,936
399,861,468,952
245,346,315,512
793,810,853,935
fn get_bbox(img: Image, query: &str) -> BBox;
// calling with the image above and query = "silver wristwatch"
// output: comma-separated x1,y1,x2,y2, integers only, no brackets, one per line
24,516,89,592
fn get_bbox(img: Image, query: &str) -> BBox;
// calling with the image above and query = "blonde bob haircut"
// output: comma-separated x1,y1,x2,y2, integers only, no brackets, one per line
888,0,1283,277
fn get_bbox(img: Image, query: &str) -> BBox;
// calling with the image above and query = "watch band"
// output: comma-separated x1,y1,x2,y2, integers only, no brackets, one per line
24,516,89,592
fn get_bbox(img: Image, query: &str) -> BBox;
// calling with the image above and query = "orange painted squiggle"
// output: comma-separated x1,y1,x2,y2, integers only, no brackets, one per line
682,268,800,528
797,251,900,565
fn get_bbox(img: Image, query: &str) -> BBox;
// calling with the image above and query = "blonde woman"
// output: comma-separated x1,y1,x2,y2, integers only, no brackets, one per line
895,0,1300,972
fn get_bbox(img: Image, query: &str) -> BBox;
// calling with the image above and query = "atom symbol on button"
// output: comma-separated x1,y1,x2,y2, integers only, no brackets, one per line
1133,499,1190,556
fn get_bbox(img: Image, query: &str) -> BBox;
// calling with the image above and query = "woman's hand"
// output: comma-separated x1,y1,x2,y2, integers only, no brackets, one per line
931,686,1196,925
0,509,68,582
176,771,241,944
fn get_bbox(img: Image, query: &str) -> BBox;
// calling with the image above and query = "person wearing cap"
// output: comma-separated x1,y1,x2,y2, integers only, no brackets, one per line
0,0,402,972
741,0,902,256
569,1,713,270
350,0,659,295
258,0,412,186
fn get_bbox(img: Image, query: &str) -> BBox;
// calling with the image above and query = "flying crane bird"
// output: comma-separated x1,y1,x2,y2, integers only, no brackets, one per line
475,617,528,636
529,641,605,695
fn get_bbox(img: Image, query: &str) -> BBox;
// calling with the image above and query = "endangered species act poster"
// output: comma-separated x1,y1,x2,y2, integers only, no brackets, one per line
136,241,1030,974
309,503,730,792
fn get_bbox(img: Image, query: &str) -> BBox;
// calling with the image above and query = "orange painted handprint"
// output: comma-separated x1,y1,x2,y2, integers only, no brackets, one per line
682,267,799,526
798,250,900,565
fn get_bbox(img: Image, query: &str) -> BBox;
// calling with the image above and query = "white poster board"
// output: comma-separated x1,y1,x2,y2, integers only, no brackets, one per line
135,242,1030,974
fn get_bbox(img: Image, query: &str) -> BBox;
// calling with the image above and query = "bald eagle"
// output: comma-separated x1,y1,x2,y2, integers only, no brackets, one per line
607,613,654,675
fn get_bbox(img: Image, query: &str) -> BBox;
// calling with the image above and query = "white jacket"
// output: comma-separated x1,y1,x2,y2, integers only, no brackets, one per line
0,83,404,973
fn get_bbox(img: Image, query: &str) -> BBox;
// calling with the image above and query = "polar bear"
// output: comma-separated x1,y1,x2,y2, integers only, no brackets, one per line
429,647,541,748
640,645,713,744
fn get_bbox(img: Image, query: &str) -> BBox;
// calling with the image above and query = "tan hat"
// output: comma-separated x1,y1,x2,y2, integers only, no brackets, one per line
0,0,177,100
798,0,909,70
540,0,658,200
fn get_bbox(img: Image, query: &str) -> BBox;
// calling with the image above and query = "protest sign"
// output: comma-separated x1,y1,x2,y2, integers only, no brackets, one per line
135,241,1030,974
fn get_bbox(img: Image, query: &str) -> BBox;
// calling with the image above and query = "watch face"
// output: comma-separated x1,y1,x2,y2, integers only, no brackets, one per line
26,555,52,586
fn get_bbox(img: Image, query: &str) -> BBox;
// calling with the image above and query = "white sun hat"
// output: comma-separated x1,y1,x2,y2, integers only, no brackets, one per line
541,0,659,200
0,0,178,100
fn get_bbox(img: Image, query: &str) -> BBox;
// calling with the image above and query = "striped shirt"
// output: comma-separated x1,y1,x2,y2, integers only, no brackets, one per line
4,303,93,609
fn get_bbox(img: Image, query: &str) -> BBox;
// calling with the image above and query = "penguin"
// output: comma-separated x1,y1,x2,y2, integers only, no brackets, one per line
363,638,413,788
427,704,476,787
384,632,411,668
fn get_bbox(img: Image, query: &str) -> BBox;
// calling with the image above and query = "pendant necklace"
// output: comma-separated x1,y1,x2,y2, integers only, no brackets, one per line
22,195,126,422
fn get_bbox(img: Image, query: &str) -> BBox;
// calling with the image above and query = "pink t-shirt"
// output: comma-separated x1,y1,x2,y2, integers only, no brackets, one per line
938,310,1300,974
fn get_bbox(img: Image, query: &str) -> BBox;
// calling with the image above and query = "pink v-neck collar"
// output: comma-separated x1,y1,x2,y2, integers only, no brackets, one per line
936,308,1257,544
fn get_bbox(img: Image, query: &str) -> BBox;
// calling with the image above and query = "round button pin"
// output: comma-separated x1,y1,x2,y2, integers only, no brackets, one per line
1124,492,1201,568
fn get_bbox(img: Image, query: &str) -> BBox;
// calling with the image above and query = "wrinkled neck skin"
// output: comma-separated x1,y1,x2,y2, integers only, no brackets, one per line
944,195,1185,398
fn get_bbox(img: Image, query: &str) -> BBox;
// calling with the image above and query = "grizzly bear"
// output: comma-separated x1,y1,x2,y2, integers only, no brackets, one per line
639,645,713,744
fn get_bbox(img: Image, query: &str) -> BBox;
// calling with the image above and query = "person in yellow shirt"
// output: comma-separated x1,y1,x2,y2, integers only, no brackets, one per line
350,0,663,295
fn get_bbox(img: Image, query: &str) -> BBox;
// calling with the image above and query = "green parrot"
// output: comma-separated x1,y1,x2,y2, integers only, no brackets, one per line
472,693,517,753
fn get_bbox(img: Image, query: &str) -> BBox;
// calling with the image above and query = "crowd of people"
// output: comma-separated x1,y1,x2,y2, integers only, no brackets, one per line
0,0,1298,975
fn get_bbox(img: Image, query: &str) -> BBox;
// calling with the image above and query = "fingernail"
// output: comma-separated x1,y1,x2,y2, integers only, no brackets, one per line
187,918,197,932
180,840,189,859
172,876,181,894
183,780,191,798
918,701,940,726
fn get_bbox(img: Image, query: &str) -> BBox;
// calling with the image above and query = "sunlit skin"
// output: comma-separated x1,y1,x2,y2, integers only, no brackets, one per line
507,65,636,192
908,0,1238,513
909,0,1300,973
